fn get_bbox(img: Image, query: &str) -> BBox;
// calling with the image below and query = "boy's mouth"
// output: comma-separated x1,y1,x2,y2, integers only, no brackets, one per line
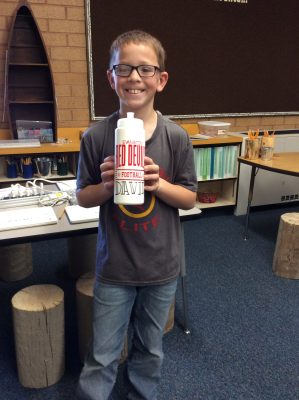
126,89,144,94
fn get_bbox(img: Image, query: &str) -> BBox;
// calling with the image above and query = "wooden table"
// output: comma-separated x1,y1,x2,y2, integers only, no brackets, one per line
0,184,201,334
238,152,299,239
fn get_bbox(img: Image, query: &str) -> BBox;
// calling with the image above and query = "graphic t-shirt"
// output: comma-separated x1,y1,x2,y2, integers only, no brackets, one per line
77,112,197,285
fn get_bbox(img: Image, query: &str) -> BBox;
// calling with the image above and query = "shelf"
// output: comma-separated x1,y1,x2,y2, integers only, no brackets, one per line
0,142,80,155
8,104,56,136
0,149,79,185
9,62,48,67
6,2,57,139
9,100,54,104
196,198,235,209
197,176,238,183
0,172,76,184
191,135,243,147
192,138,241,210
10,44,45,49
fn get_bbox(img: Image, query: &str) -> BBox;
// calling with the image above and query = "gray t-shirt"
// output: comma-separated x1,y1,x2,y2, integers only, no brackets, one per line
77,112,197,285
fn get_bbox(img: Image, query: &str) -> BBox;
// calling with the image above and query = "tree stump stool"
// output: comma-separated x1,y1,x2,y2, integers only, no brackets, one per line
76,272,97,363
67,234,97,279
76,273,175,363
0,243,32,281
273,213,299,279
11,284,65,388
76,272,128,363
164,300,175,333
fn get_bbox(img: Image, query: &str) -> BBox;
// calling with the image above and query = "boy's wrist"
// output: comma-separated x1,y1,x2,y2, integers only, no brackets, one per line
101,182,114,201
154,179,161,195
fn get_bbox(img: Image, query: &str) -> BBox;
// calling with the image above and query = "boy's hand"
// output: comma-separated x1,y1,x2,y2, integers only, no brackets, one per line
144,156,160,192
101,155,160,193
100,156,115,192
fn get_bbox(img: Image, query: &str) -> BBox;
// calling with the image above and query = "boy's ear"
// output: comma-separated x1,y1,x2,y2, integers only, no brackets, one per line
107,69,115,90
156,71,169,93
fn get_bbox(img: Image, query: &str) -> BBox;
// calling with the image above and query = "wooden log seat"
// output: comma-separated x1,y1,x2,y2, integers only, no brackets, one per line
0,243,32,281
67,234,97,279
273,213,299,279
11,284,65,388
76,272,128,363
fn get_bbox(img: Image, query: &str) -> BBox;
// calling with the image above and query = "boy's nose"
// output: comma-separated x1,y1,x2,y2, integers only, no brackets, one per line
129,68,141,80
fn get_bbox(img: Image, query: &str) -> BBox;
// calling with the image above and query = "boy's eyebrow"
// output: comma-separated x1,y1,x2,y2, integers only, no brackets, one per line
117,62,160,67
115,63,159,67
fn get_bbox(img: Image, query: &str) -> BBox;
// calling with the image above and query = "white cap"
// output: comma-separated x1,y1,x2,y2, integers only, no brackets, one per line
117,112,144,129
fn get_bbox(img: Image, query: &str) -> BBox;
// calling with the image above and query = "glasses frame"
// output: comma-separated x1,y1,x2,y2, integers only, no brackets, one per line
112,64,161,78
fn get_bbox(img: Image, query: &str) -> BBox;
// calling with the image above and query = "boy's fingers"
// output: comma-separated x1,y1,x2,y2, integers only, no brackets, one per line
144,156,154,165
101,170,114,184
104,155,115,162
144,164,159,173
100,160,114,172
103,180,114,190
144,173,158,181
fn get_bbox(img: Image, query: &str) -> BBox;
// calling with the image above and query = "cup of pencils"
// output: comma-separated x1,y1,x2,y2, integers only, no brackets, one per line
244,129,261,160
261,130,275,161
57,156,68,176
21,157,33,179
6,157,18,178
34,157,51,178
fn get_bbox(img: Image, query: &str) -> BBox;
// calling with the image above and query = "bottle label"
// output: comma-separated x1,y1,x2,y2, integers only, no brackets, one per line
114,136,145,204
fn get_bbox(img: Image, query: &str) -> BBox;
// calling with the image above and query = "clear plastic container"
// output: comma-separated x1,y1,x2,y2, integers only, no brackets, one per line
198,121,231,136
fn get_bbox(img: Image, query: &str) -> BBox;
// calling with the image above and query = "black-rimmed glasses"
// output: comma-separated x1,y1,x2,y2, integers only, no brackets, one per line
112,64,160,77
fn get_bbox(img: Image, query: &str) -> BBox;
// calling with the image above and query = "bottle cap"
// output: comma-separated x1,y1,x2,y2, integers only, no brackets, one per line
117,112,144,130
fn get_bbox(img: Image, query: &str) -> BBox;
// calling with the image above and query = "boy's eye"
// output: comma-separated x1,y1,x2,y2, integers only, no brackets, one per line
139,66,154,74
117,65,131,74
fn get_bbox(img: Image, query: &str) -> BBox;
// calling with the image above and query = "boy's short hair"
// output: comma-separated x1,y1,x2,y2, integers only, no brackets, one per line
109,30,166,71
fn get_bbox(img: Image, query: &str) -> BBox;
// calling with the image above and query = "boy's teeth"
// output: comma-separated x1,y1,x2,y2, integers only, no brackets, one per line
128,89,142,94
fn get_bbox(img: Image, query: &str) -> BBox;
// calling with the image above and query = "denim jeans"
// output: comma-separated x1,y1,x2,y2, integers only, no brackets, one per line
77,279,178,400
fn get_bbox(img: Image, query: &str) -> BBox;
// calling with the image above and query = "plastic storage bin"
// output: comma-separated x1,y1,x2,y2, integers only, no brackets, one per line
198,121,231,136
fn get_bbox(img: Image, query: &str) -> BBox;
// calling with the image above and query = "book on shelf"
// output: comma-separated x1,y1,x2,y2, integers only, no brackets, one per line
193,146,238,180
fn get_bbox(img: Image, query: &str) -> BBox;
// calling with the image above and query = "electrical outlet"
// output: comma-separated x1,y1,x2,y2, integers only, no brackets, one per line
281,194,299,202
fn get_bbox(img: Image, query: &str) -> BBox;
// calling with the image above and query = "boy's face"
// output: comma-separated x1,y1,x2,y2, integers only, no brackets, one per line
107,43,168,116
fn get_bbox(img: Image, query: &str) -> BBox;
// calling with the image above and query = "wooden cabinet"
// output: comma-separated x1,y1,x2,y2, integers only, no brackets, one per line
192,136,243,209
5,1,57,141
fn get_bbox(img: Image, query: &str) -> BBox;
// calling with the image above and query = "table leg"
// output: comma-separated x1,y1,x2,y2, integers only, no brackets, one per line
180,275,191,335
244,165,257,240
178,223,191,334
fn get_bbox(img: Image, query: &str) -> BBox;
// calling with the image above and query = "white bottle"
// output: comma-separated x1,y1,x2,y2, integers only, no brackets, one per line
114,112,145,205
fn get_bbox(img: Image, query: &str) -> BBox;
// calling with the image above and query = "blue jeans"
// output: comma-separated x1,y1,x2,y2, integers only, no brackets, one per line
77,279,177,400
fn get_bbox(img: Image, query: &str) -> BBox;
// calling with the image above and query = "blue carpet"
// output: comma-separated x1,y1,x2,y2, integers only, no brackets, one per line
0,204,299,399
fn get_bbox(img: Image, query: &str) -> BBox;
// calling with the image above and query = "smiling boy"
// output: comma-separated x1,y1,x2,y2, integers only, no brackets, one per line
76,30,197,400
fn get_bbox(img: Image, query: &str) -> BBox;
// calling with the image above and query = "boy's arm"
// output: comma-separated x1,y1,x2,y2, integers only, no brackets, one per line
153,179,196,210
144,156,196,210
76,156,114,207
76,183,112,207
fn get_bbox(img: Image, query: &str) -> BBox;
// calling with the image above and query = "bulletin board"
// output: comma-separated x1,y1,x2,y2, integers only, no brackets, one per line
86,0,299,119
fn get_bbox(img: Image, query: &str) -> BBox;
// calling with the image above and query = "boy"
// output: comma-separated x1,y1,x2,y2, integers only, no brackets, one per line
76,30,197,400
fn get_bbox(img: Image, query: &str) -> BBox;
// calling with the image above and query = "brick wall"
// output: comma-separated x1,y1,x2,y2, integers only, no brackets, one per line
0,0,299,138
